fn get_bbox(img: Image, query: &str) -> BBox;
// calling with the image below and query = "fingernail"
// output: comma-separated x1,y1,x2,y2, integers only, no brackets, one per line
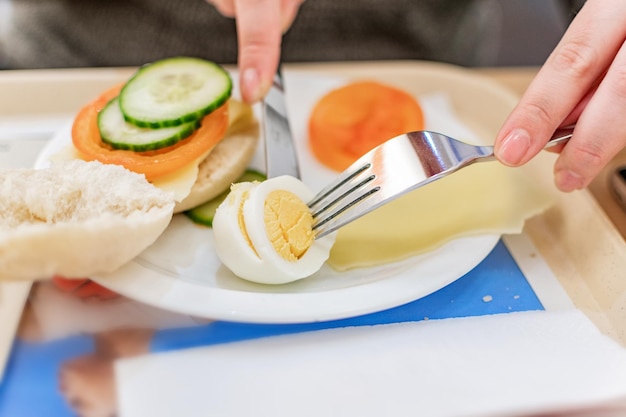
241,67,262,103
555,169,585,192
496,128,531,166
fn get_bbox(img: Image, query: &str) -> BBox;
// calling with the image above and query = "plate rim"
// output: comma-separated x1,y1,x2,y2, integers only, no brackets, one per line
91,234,501,323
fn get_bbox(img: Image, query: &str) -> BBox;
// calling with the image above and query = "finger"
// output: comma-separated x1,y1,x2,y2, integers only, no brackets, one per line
553,39,626,191
494,0,626,166
562,78,601,127
280,0,304,32
544,81,599,156
235,0,283,103
206,0,236,17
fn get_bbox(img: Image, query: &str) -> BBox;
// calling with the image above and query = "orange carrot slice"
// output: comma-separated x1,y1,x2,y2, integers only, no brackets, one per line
308,80,424,171
72,84,229,181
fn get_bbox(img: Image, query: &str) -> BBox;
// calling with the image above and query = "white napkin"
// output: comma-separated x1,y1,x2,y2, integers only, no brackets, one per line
116,309,626,417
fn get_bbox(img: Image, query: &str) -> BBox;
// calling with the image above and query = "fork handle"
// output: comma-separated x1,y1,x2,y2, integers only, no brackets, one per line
545,125,575,149
478,125,574,163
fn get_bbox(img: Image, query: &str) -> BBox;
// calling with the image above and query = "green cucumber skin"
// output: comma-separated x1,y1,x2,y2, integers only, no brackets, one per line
185,169,267,227
184,196,225,227
119,57,232,129
98,97,200,152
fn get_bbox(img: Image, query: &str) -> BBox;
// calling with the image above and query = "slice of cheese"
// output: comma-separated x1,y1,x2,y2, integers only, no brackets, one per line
328,157,557,271
150,154,207,202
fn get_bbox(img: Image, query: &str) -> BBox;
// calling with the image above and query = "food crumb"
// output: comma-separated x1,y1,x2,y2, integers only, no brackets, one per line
513,295,520,299
482,295,493,303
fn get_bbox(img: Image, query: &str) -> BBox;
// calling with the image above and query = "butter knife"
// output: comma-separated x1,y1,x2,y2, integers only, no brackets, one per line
262,68,301,179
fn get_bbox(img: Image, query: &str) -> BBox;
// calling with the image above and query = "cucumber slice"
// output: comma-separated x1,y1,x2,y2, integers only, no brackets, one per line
120,57,232,128
185,169,267,227
98,97,199,151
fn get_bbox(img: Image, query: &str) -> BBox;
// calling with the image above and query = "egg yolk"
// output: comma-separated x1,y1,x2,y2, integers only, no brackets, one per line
264,190,314,261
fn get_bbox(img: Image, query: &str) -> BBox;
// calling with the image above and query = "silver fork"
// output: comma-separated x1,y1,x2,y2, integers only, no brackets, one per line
309,126,575,239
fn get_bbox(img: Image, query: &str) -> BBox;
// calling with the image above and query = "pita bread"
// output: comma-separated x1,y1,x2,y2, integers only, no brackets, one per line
0,160,175,281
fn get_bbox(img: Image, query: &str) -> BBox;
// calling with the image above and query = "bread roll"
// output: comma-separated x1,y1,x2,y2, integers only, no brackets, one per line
0,160,175,281
174,121,259,212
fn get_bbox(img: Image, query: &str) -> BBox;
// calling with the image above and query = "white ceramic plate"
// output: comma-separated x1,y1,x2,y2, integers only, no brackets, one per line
36,63,520,323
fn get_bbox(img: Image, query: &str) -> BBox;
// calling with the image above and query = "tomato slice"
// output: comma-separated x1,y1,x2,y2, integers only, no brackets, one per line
51,276,120,300
72,84,229,181
308,80,424,171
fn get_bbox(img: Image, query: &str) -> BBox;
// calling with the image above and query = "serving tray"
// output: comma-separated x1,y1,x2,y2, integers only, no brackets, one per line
0,61,624,346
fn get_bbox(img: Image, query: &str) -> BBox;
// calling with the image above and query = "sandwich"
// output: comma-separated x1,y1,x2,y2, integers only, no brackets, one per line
0,56,260,281
66,56,260,213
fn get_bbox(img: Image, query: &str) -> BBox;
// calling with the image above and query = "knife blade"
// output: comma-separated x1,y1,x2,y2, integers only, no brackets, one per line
262,68,301,179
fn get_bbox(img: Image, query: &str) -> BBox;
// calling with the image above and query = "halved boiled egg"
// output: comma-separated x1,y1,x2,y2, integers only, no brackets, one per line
212,175,336,284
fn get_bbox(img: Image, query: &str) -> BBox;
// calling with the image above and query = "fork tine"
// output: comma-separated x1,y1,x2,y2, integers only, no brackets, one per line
308,154,380,238
308,162,371,212
309,165,377,227
309,163,381,239
308,133,416,238
309,136,414,239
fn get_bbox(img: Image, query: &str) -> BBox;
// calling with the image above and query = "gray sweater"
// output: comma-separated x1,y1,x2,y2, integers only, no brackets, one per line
0,0,502,69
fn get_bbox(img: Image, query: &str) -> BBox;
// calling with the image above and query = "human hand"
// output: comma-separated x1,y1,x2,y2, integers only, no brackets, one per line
493,0,626,192
207,0,305,103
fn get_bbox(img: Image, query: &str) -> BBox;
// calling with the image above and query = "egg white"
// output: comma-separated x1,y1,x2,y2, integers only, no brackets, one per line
212,175,336,284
